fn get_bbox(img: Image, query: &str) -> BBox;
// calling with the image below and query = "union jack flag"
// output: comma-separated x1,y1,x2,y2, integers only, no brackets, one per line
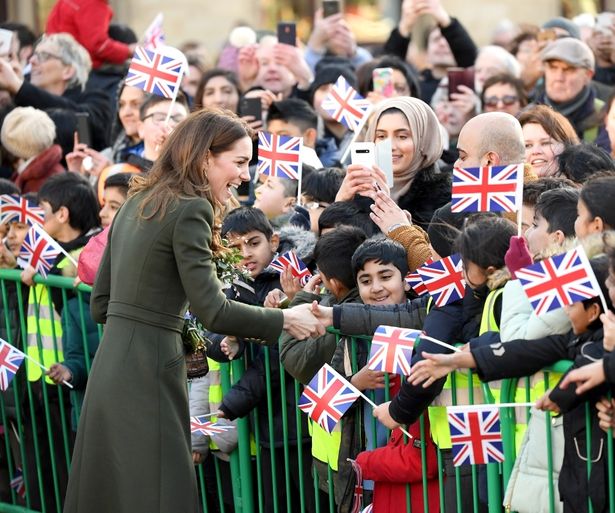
9,467,25,498
17,224,62,278
270,251,312,286
190,416,236,436
416,254,466,307
516,246,602,315
405,258,434,296
451,164,523,213
348,458,364,513
142,13,166,50
367,325,420,375
448,405,504,466
298,363,361,433
321,76,371,132
126,45,186,99
0,339,25,391
257,132,302,180
0,195,44,226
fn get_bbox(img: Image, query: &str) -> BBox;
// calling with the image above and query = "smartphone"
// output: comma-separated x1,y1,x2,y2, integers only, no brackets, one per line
375,138,394,188
447,68,474,100
75,112,92,147
350,142,376,168
278,293,290,309
323,0,340,17
238,97,262,122
277,22,296,46
372,67,395,98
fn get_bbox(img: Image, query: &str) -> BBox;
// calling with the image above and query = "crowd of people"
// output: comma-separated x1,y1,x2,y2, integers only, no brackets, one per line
1,0,615,512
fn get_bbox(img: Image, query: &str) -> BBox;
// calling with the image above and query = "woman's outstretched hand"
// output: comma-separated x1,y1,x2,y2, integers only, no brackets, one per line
282,303,326,339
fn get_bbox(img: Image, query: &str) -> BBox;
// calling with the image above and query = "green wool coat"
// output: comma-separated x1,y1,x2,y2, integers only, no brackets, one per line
63,193,284,513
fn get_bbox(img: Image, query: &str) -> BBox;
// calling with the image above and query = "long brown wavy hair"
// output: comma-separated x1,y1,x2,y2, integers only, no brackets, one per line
130,108,253,255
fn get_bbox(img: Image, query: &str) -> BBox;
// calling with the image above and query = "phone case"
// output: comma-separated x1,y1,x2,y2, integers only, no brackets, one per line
323,0,340,17
350,142,376,168
372,67,394,98
277,23,296,46
239,98,262,121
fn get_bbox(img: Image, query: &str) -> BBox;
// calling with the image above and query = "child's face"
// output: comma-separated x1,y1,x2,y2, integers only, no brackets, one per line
99,186,127,228
357,260,408,305
575,198,600,240
463,260,487,290
39,200,62,239
564,301,599,335
526,212,557,256
521,204,535,235
226,230,278,278
7,222,29,256
254,176,294,219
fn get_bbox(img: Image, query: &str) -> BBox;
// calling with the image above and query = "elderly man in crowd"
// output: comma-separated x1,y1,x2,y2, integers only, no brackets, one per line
0,32,110,150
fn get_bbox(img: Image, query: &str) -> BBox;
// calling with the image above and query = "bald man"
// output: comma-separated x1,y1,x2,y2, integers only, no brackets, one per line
455,112,526,168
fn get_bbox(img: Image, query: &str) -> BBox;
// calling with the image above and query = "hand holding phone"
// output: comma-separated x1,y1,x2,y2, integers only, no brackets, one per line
75,112,92,148
277,22,296,46
238,97,262,122
323,0,340,17
447,68,474,100
372,67,395,98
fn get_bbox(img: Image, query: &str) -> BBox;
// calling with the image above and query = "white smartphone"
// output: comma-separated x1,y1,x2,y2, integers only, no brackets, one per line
350,142,376,168
375,138,394,188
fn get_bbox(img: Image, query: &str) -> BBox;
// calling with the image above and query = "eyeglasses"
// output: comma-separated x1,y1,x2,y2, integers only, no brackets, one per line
31,50,63,63
142,112,185,126
483,95,519,108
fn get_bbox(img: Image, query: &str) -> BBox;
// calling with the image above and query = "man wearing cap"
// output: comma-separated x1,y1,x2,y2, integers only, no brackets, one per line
535,37,604,145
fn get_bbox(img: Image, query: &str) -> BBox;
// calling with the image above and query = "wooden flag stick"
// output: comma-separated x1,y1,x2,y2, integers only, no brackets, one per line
359,391,413,439
419,334,462,353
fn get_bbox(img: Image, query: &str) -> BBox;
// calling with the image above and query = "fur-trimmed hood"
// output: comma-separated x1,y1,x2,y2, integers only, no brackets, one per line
275,224,317,264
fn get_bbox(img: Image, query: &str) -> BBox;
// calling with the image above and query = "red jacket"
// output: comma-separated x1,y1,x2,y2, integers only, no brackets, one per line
355,418,440,513
13,145,65,193
46,0,131,68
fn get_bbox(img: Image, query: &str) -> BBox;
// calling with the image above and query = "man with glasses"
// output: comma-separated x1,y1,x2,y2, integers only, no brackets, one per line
0,33,111,150
125,92,189,172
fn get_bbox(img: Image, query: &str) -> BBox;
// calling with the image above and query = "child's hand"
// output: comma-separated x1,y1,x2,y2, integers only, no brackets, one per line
302,273,322,294
20,266,36,286
601,310,615,352
0,241,16,269
220,336,239,361
372,401,401,430
192,451,205,464
310,301,334,328
535,390,561,414
505,236,533,277
47,363,72,385
264,288,285,308
408,352,458,387
280,267,301,301
559,360,605,395
351,366,387,391
596,397,615,434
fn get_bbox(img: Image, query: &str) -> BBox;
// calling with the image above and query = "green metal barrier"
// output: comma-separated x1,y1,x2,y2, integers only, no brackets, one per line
0,268,614,513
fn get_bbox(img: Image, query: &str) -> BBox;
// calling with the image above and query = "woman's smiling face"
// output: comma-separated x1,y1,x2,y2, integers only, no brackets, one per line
373,111,415,175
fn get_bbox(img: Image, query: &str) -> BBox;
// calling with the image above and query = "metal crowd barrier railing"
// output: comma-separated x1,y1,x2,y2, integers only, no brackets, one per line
0,269,613,513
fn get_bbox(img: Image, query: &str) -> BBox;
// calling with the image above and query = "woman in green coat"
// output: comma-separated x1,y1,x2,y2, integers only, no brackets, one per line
63,109,324,513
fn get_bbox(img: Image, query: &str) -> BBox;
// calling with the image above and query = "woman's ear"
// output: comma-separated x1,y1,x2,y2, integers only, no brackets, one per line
594,216,605,233
485,265,497,276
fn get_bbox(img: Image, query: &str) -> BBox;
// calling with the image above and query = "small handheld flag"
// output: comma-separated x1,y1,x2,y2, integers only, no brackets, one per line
0,195,44,226
298,363,361,433
416,254,466,307
9,467,25,498
367,325,420,375
448,405,504,466
348,458,364,513
17,224,62,278
516,246,605,315
126,45,187,99
405,258,434,296
321,76,371,132
142,13,165,50
257,132,302,180
451,164,523,213
270,251,312,286
190,416,236,436
0,339,25,391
